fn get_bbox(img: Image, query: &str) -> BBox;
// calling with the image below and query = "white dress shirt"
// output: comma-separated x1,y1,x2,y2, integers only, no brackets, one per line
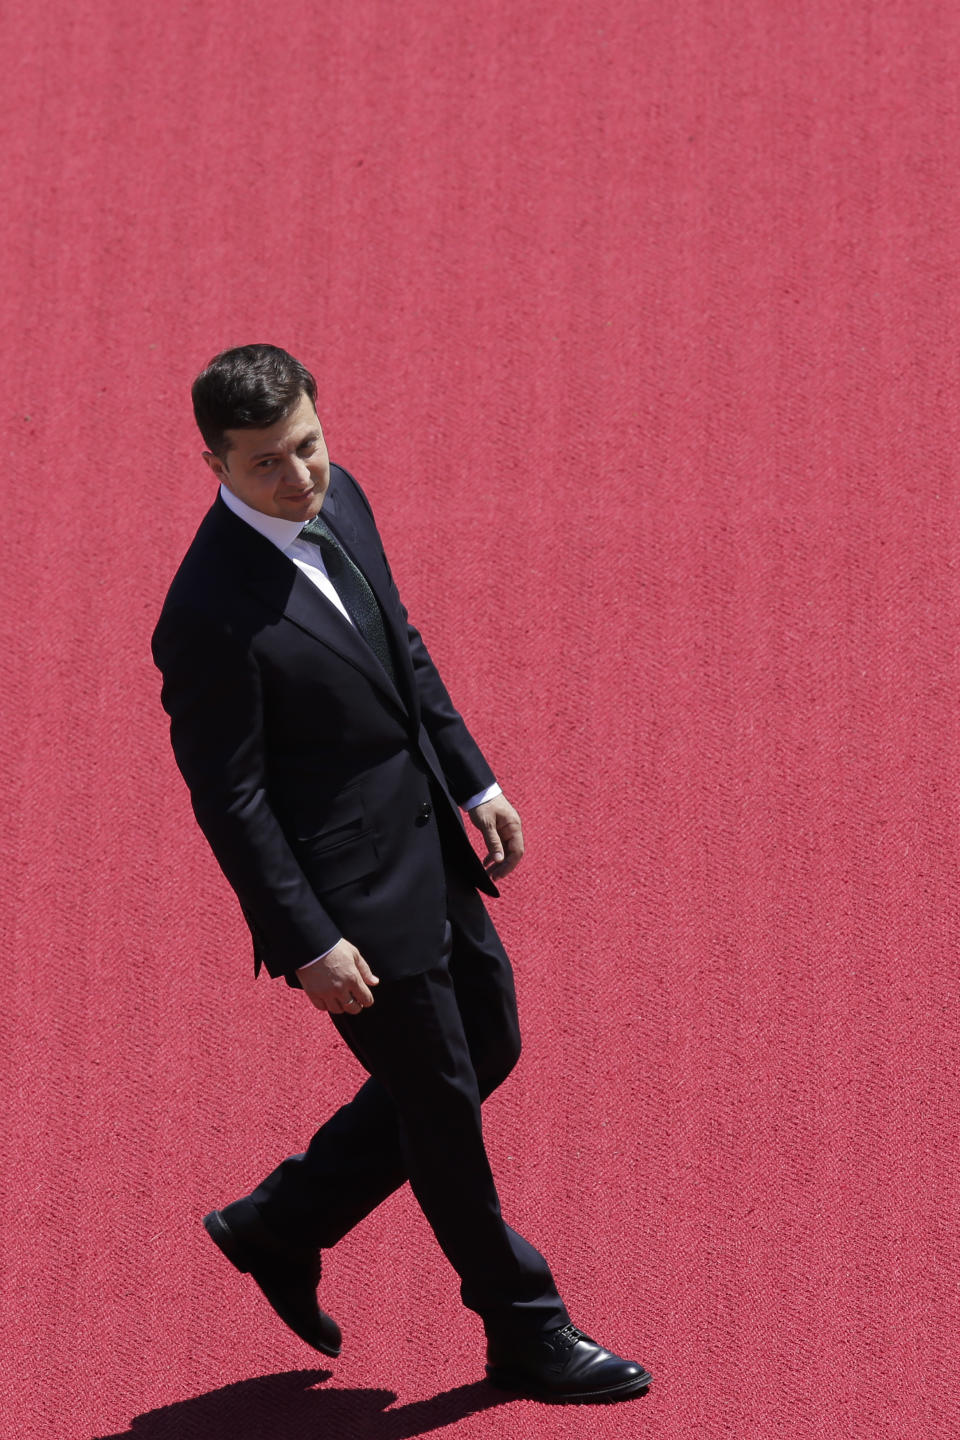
219,484,501,968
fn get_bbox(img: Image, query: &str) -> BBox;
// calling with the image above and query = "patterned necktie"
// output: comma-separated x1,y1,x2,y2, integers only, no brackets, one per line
299,513,399,686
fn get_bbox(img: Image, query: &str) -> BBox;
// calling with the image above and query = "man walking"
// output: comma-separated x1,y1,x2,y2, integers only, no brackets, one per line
152,344,651,1402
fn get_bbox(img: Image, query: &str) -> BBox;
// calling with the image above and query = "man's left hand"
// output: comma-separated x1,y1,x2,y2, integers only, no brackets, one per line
468,795,525,881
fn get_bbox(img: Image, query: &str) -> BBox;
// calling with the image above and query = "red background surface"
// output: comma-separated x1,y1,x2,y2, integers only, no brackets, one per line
2,2,958,1436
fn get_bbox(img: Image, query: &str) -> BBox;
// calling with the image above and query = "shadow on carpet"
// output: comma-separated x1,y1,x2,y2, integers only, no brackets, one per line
91,1368,516,1439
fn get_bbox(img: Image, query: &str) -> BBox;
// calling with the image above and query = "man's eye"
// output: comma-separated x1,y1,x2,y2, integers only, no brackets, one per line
257,458,277,469
298,441,317,457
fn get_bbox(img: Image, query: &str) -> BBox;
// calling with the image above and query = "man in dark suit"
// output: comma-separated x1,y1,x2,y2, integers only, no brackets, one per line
152,344,651,1403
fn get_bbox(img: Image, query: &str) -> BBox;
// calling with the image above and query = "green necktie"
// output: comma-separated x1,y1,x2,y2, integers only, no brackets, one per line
299,514,399,687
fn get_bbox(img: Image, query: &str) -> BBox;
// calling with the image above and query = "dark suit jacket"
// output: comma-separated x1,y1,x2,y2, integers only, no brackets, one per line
152,464,497,983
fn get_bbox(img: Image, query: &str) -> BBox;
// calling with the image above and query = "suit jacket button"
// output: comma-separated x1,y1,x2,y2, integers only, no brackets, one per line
416,801,432,826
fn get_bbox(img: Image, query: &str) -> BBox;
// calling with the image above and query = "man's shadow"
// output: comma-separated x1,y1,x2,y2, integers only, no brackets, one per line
92,1369,516,1440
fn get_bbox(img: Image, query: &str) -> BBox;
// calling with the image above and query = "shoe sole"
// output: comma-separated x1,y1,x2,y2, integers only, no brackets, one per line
485,1365,653,1403
202,1209,342,1359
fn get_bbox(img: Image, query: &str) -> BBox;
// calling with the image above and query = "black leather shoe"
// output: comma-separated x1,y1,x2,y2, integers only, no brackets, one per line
202,1208,342,1357
486,1323,652,1403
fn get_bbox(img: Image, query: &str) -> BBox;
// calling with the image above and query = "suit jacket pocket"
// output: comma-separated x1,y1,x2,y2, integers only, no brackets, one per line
299,822,379,893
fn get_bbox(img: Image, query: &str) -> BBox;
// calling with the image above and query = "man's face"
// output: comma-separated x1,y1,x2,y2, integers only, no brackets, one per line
203,390,330,521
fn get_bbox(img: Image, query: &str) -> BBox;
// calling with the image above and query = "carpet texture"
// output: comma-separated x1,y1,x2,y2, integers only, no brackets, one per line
2,2,958,1437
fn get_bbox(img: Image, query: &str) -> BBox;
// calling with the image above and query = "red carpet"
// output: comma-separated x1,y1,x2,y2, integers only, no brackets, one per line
2,2,958,1436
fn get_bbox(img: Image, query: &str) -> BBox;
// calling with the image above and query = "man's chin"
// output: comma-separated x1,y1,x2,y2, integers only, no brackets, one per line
279,492,324,519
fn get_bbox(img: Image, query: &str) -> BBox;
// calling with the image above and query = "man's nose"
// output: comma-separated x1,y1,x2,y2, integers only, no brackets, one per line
289,457,312,486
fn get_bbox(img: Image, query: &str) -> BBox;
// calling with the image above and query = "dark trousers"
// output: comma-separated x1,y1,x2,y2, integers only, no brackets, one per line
238,876,568,1338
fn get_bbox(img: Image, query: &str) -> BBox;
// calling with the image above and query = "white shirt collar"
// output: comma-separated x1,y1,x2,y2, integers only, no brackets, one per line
219,483,305,552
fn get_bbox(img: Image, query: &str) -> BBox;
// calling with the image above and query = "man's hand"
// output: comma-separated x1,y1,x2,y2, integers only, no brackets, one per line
296,939,380,1014
468,794,525,881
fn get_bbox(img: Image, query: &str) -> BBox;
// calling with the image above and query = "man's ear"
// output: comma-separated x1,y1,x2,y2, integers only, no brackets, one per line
202,451,228,483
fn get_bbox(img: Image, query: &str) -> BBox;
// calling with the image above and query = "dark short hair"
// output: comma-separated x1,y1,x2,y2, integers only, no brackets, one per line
192,344,318,457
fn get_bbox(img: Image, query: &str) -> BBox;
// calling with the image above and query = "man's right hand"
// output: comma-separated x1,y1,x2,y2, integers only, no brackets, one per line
296,940,380,1014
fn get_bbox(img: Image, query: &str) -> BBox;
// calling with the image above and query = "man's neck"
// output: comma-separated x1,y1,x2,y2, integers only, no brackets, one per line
219,484,305,551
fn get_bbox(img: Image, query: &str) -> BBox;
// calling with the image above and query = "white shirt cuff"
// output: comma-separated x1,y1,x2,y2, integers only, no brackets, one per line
461,782,502,811
296,942,341,973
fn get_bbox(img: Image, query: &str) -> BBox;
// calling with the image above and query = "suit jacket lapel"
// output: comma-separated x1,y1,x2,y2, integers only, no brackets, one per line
211,497,410,718
317,485,421,722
